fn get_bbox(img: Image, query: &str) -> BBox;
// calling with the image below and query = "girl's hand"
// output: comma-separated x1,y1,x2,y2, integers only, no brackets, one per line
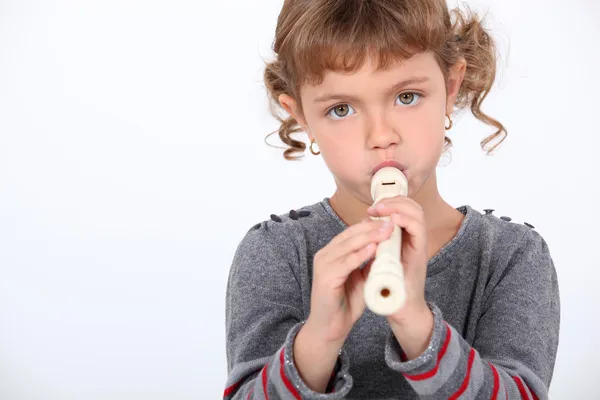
367,196,430,326
305,218,394,345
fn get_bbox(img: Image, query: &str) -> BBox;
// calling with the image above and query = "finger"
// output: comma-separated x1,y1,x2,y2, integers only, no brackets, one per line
316,219,383,265
390,212,426,250
321,220,387,264
368,201,422,221
377,194,422,210
360,258,374,281
345,268,366,313
367,197,423,219
346,267,365,297
334,241,379,278
328,218,386,247
335,220,394,255
316,241,377,286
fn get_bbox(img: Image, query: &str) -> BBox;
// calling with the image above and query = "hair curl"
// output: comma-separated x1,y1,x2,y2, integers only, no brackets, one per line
263,0,506,160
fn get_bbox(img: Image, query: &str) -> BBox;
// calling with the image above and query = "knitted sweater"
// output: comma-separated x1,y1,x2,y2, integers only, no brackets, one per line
223,198,560,399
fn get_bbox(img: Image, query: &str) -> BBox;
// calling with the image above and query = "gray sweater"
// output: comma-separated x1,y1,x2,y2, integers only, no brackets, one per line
223,198,560,399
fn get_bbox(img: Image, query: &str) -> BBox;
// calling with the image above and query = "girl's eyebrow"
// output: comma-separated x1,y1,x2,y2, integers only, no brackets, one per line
312,76,430,104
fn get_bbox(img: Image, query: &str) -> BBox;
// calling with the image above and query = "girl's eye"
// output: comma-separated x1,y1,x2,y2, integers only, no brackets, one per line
327,104,355,119
326,93,421,119
396,92,422,106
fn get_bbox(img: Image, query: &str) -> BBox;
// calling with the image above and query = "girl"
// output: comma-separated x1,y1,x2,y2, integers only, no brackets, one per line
224,0,560,399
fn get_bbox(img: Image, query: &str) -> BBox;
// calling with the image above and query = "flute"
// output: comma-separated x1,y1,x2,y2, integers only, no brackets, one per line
364,166,408,316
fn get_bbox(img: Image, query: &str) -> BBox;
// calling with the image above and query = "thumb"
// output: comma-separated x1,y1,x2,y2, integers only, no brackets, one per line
361,257,374,281
346,268,367,313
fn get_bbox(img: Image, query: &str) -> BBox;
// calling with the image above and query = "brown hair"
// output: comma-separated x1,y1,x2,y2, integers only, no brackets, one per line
263,0,506,160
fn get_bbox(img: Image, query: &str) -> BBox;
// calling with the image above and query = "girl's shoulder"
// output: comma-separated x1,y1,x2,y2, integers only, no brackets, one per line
239,198,342,246
465,206,555,278
226,200,339,291
230,199,335,265
472,206,546,249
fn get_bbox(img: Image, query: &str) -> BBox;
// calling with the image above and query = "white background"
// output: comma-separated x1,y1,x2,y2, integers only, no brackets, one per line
0,0,598,398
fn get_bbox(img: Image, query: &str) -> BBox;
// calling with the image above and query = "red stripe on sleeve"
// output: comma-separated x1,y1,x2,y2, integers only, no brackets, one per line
279,349,301,399
223,380,241,398
513,376,531,400
326,369,336,394
448,348,476,400
403,322,452,381
489,362,500,400
400,349,408,362
262,364,269,400
529,383,539,400
246,386,253,400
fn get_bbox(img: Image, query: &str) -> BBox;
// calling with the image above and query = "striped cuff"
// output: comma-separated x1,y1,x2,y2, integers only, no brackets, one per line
385,302,474,397
385,301,446,375
282,321,353,399
223,322,353,399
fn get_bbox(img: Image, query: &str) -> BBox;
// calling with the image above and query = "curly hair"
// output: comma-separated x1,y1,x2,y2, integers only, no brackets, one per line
263,0,506,160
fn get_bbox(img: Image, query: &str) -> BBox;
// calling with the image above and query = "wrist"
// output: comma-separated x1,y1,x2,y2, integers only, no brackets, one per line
388,301,431,328
388,303,434,361
302,318,347,352
293,321,343,393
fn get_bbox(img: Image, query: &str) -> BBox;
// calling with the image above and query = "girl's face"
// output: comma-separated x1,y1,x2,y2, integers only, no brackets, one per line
279,51,465,205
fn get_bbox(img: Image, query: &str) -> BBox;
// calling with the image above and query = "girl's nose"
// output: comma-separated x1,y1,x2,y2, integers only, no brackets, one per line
366,114,400,149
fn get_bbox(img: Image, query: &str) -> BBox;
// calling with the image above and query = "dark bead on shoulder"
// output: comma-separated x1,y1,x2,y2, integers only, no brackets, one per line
270,214,282,222
524,222,535,228
298,210,311,217
289,209,299,220
483,209,494,215
500,216,512,221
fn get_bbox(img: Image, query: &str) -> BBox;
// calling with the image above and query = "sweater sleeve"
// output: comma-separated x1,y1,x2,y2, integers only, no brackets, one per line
383,229,560,399
223,221,353,399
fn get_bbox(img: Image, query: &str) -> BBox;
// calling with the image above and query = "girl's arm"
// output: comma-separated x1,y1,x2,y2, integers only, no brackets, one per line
384,229,560,399
223,220,353,399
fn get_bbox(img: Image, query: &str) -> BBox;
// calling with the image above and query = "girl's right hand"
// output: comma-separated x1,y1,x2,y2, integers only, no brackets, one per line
304,218,395,346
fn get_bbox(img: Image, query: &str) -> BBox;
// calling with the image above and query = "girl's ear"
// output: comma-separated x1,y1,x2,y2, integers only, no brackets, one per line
278,94,310,136
446,57,467,114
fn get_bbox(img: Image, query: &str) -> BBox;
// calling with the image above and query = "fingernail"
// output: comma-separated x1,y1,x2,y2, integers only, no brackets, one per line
379,220,392,231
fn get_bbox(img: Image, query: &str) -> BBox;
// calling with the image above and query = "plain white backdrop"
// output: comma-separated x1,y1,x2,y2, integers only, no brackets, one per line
0,0,598,398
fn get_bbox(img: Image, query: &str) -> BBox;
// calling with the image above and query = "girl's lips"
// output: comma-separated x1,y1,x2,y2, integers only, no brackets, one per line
371,160,407,176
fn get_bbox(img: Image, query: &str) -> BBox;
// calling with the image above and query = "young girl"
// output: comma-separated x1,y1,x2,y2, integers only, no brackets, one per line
223,0,559,398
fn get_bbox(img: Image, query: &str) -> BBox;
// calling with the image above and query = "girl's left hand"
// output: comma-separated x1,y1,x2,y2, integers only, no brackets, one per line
366,196,430,326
